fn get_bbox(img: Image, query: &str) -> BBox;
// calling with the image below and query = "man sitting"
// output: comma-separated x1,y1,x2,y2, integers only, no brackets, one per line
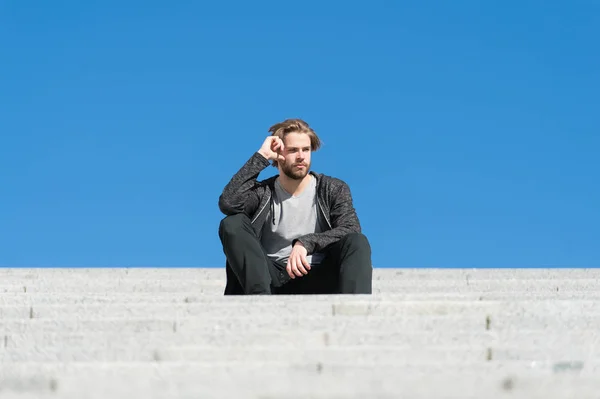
218,118,372,295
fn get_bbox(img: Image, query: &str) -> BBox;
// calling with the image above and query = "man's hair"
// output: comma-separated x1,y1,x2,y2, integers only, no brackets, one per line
268,118,322,168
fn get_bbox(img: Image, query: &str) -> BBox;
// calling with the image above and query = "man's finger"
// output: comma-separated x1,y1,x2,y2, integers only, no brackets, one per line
301,255,311,272
296,256,308,275
286,262,294,279
292,256,303,277
273,139,283,151
290,258,299,278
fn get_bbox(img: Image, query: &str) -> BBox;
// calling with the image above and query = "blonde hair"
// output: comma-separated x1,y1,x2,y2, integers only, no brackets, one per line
268,118,322,168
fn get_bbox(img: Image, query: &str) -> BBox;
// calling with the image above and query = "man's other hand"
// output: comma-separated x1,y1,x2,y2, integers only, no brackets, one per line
287,241,310,279
258,136,285,163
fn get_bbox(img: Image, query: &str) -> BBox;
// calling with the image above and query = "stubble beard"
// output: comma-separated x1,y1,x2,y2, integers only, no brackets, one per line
281,160,310,180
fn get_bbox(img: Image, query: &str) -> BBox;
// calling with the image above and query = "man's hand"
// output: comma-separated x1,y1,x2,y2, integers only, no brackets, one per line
258,136,286,163
286,241,311,279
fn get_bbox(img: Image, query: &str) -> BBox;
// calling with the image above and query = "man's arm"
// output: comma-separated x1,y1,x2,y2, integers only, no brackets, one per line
218,136,286,216
293,181,361,254
218,152,270,216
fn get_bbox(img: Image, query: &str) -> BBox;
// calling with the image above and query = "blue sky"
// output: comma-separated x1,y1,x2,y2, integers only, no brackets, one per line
1,1,598,268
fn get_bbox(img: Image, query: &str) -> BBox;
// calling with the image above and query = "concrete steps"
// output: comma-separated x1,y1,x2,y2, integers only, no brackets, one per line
2,364,598,399
0,267,599,398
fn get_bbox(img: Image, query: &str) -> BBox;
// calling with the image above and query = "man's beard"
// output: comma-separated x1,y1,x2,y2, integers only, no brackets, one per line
281,161,310,180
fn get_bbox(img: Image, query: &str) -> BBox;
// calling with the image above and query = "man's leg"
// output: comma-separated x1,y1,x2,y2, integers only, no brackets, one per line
322,232,373,294
274,233,373,295
273,263,335,295
219,214,283,295
223,260,244,295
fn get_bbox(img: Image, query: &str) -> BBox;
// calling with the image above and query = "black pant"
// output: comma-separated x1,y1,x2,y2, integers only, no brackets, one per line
218,214,373,295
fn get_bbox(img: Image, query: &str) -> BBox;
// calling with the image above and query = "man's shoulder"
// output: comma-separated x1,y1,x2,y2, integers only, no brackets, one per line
312,172,351,192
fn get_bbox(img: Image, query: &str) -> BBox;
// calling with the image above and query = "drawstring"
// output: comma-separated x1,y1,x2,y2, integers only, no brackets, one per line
270,194,275,224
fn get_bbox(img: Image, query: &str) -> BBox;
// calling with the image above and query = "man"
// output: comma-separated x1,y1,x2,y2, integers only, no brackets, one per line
218,118,372,295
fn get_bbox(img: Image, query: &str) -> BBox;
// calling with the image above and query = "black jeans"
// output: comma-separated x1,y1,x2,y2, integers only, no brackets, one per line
218,214,373,295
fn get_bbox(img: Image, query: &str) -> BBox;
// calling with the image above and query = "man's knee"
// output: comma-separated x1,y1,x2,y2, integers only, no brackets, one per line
340,233,373,275
219,213,250,237
342,232,371,252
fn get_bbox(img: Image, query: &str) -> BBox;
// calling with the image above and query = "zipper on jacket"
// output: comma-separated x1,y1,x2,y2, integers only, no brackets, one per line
317,196,332,229
251,192,271,224
315,177,332,229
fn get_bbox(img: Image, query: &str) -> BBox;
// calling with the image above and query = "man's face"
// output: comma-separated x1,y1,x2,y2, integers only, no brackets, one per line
278,132,312,180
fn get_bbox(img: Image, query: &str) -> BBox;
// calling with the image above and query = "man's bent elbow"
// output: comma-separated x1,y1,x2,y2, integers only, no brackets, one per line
218,195,240,215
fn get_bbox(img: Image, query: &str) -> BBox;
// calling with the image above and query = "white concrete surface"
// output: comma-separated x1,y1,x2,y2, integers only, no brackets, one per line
0,267,599,398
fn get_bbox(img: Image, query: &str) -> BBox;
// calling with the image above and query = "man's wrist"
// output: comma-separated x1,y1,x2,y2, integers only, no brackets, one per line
293,240,308,253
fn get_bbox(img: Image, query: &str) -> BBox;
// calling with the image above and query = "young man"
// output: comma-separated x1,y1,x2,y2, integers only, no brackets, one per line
218,118,372,295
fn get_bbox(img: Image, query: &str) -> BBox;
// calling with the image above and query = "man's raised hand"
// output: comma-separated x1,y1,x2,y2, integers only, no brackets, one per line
258,136,285,163
286,241,311,279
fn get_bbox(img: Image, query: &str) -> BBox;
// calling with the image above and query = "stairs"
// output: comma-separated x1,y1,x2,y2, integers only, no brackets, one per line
1,267,599,398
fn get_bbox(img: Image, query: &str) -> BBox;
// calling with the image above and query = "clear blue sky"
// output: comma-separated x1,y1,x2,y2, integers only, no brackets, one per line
1,1,598,268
